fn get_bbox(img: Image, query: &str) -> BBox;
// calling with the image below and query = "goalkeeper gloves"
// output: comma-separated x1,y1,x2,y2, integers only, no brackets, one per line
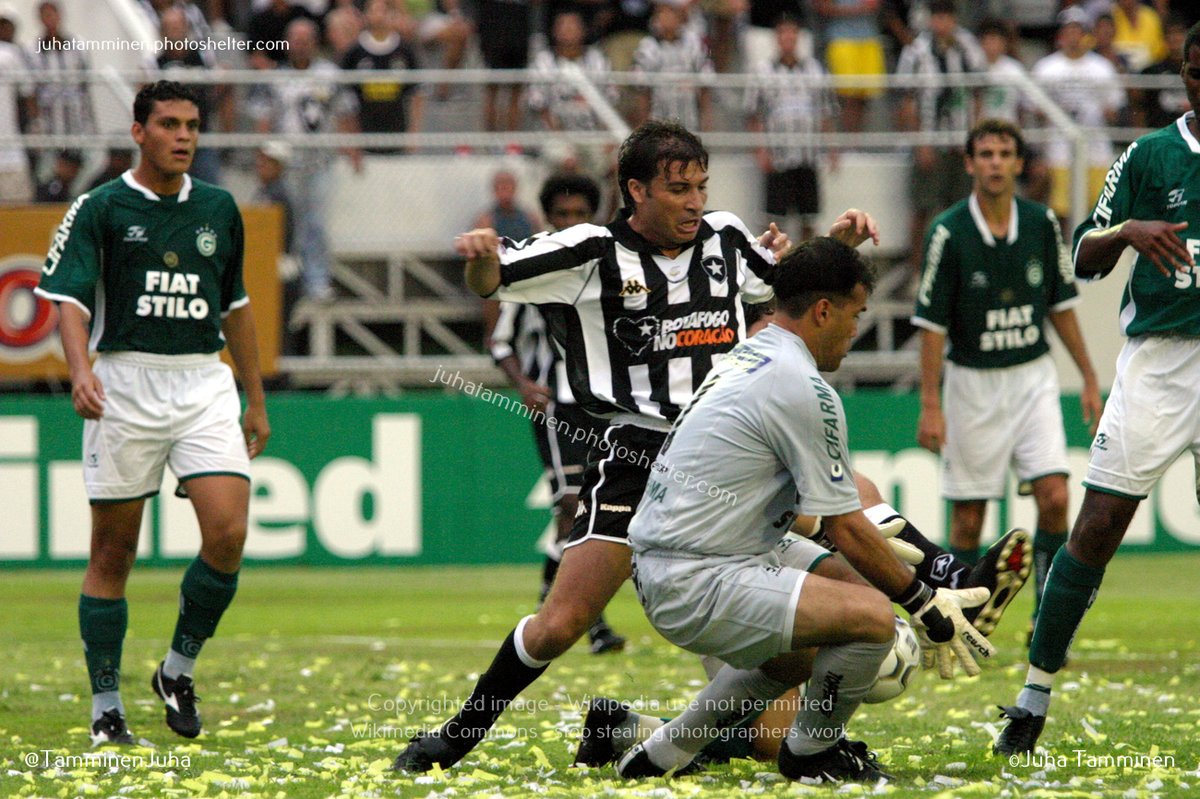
806,517,925,565
895,579,994,678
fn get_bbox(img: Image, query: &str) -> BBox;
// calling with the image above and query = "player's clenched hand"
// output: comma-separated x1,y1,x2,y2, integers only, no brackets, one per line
242,404,271,459
517,377,551,414
907,586,994,679
1122,220,1192,278
70,369,106,420
758,222,791,260
916,406,945,454
828,209,880,248
454,228,501,262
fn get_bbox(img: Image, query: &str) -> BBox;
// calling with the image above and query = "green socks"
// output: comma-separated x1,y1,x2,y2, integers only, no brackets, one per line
166,557,239,677
1031,528,1068,621
1029,547,1104,673
80,594,128,694
949,545,980,566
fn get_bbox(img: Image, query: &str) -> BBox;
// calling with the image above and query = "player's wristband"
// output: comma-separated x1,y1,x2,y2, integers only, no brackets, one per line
894,577,934,615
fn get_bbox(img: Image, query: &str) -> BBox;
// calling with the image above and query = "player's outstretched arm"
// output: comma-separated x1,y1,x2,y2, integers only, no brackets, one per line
1077,221,1193,279
222,305,271,459
456,228,502,297
827,208,880,248
58,302,105,420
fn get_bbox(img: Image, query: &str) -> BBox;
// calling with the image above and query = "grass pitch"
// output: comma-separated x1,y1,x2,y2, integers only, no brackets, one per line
2,553,1198,798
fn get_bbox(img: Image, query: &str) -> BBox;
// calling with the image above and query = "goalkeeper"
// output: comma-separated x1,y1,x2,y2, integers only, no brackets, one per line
610,239,1001,783
575,469,1030,771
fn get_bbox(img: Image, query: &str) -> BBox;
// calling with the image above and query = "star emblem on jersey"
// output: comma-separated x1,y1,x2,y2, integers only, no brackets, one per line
701,255,726,281
618,279,651,297
195,226,217,257
163,251,179,268
612,315,659,356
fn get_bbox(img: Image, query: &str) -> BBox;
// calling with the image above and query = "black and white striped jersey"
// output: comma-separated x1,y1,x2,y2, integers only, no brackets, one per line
494,212,777,423
489,301,574,404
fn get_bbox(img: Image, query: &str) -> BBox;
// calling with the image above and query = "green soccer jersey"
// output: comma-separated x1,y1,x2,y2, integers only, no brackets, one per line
1073,113,1200,336
913,194,1079,369
35,172,248,355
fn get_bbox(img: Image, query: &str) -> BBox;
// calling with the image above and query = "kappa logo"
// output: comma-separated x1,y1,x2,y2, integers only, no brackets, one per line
575,502,587,518
1168,188,1187,210
618,278,651,297
930,553,953,582
612,315,659,356
124,225,148,243
701,255,726,281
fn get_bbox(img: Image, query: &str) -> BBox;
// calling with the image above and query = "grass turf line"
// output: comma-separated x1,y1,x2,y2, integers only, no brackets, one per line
1,553,1198,798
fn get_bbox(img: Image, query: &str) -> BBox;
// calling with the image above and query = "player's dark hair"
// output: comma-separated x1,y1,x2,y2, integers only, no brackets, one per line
773,237,875,318
928,0,956,17
1185,21,1200,62
133,80,201,126
966,117,1026,159
617,119,708,210
977,18,1010,39
539,172,601,217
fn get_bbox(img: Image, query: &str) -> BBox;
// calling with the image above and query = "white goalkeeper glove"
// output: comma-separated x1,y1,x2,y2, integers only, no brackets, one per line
874,518,924,565
896,580,994,679
807,517,924,565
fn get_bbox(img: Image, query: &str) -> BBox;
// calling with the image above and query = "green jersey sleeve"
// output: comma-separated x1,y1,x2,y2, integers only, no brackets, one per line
220,198,249,315
913,220,957,333
1072,140,1142,280
36,193,104,318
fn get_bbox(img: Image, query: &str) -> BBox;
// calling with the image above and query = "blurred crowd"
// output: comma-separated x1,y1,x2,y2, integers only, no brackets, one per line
1,0,1197,291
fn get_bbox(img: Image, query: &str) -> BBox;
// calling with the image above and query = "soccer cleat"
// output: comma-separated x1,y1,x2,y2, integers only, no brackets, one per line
90,708,134,746
616,743,701,778
993,705,1046,755
574,697,631,766
588,617,627,655
392,730,470,773
963,528,1032,636
777,738,892,783
151,662,202,738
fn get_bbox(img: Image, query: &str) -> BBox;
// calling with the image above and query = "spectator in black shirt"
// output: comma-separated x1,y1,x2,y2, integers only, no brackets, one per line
341,0,424,154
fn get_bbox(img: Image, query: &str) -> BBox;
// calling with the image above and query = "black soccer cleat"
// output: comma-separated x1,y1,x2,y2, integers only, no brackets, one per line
777,738,892,784
90,708,135,746
588,618,627,655
963,528,1032,636
574,697,632,767
151,662,201,738
392,730,470,773
616,743,701,778
993,705,1046,755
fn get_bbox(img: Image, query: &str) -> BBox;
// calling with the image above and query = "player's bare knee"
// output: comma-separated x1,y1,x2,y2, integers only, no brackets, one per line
860,592,896,644
529,599,594,657
812,555,867,586
201,526,247,570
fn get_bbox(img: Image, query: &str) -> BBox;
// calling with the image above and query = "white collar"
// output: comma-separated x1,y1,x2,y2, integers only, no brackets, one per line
358,30,401,56
1177,112,1200,155
968,192,1018,246
122,170,192,202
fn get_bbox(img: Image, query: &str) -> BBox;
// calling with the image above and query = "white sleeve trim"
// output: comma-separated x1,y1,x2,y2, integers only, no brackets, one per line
33,288,91,320
910,316,947,335
221,295,251,318
1050,296,1083,313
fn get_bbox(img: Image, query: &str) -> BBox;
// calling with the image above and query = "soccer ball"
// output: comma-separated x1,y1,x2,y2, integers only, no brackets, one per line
863,616,921,704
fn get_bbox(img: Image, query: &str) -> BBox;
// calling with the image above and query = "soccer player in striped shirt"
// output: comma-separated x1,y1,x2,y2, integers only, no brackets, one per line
393,119,879,772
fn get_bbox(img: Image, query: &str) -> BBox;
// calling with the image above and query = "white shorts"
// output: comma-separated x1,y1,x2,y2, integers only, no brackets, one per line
632,537,828,671
1085,336,1200,499
942,355,1069,500
83,352,250,503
